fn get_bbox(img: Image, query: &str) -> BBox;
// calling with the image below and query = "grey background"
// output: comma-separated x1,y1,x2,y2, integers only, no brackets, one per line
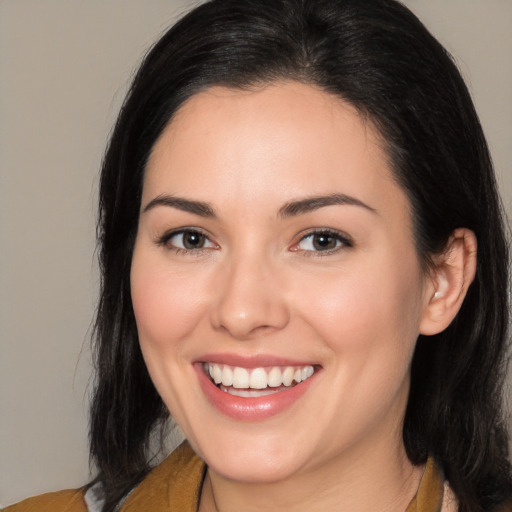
1,0,511,506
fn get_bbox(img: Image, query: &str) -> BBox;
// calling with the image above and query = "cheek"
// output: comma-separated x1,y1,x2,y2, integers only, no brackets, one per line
130,248,207,351
295,252,425,359
129,246,211,426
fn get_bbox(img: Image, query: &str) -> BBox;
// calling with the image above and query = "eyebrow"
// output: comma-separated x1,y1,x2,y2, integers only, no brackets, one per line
278,193,377,218
142,192,376,218
143,195,216,217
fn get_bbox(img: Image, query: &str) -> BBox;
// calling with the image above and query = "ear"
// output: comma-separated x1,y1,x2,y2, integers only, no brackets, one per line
419,228,477,336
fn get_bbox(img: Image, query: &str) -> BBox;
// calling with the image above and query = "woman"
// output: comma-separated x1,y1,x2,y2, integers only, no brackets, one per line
5,0,511,511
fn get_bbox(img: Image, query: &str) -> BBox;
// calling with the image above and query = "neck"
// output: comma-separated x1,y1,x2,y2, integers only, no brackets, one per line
199,434,424,512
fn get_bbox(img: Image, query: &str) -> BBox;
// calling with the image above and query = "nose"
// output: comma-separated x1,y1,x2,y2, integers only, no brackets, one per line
210,254,290,340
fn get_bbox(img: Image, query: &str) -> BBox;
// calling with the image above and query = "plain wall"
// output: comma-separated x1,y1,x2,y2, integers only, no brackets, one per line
0,0,511,506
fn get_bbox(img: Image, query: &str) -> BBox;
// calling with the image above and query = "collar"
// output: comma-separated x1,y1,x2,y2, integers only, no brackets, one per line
405,457,445,512
121,442,205,512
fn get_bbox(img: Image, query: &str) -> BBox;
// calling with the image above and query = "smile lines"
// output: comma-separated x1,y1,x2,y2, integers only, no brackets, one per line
204,362,315,390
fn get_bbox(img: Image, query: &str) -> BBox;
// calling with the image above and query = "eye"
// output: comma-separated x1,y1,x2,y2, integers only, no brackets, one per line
294,230,352,254
159,229,216,252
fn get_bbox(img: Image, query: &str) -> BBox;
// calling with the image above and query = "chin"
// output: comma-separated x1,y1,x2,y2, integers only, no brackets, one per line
190,430,310,483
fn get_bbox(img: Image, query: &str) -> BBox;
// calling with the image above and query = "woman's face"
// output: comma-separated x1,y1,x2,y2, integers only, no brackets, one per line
130,82,434,483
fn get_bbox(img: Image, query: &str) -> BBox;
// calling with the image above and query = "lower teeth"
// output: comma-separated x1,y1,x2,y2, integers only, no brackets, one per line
219,384,289,397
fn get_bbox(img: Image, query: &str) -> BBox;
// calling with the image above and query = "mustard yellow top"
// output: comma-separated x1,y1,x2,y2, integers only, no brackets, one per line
2,442,508,512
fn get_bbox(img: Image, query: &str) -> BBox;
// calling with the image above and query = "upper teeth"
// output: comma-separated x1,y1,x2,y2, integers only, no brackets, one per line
205,363,315,389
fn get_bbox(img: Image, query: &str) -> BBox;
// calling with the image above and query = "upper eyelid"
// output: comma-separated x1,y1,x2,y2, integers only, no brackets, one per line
157,227,215,246
288,229,354,256
159,226,210,238
296,228,353,244
156,227,353,249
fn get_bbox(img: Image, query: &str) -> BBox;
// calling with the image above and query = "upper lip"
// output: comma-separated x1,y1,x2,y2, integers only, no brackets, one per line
194,353,319,369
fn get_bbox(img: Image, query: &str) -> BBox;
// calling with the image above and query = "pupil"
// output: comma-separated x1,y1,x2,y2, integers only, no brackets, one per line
313,234,336,251
184,232,204,249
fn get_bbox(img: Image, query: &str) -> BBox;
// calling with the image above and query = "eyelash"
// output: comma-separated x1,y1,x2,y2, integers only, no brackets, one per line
156,228,353,256
293,229,353,257
156,228,216,256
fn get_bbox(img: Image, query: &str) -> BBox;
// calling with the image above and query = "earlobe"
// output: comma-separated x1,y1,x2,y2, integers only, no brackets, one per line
419,228,477,336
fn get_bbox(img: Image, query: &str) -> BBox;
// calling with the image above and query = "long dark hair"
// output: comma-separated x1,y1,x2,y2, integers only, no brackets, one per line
89,0,512,510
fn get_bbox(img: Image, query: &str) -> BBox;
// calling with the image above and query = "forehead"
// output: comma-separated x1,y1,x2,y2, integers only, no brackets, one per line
144,81,405,217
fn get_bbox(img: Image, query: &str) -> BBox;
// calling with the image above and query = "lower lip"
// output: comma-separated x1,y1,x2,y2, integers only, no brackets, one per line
194,364,318,421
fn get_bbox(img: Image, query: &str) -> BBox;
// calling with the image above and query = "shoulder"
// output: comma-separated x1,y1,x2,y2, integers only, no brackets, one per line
2,489,87,512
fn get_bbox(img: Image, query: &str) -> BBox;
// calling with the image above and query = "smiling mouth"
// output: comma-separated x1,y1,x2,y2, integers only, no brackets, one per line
203,362,317,397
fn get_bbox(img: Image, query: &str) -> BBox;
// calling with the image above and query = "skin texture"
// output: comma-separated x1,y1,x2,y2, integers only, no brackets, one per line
130,82,477,511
